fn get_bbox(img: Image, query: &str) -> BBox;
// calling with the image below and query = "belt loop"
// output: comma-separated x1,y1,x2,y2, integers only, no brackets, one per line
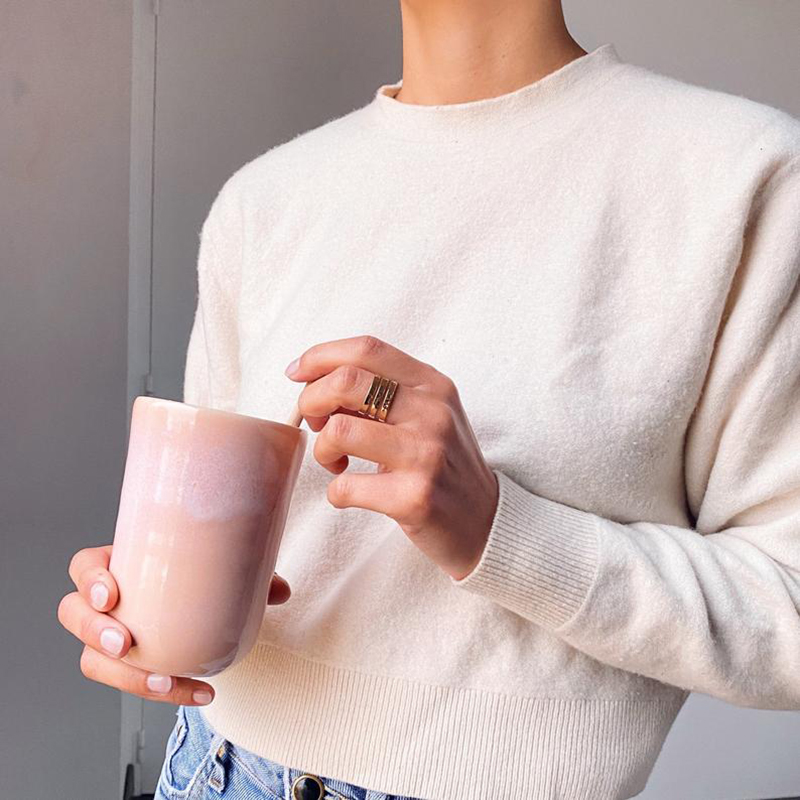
206,736,229,795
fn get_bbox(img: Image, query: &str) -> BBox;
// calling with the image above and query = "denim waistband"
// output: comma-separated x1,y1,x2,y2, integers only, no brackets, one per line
183,704,413,800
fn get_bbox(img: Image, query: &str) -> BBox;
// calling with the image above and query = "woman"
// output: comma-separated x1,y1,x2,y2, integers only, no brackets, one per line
58,0,800,798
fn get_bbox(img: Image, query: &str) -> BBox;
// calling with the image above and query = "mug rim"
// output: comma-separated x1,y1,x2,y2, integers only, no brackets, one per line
133,395,307,439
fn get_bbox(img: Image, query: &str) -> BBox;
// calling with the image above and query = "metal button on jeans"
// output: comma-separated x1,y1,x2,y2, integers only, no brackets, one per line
291,773,325,800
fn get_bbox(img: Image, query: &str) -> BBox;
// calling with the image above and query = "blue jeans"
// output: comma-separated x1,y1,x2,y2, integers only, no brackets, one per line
154,704,423,800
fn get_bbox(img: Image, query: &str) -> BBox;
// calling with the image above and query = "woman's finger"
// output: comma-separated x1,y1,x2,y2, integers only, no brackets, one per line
79,645,215,706
313,411,419,472
297,364,422,425
327,469,415,520
288,334,444,389
68,544,119,612
301,412,331,433
57,590,132,659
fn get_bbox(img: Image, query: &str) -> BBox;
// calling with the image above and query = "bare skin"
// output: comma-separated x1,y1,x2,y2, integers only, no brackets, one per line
58,0,583,706
57,544,290,706
395,0,587,105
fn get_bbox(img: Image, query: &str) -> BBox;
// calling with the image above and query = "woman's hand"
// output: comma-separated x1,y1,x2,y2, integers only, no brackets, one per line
57,544,292,705
286,335,499,581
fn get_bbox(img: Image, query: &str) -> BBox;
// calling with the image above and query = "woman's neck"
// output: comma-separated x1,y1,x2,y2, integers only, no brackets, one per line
395,0,586,105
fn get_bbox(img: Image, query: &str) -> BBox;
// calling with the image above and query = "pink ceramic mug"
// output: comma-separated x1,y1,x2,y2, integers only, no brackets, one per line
107,395,307,678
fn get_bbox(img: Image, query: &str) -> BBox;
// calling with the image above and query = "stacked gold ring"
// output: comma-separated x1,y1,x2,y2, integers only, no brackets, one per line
358,374,399,423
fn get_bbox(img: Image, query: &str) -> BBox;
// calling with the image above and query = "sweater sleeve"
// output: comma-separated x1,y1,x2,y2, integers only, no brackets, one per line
182,179,243,412
450,154,800,711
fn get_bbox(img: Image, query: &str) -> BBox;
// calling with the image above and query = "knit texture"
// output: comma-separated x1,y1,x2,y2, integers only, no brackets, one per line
182,42,800,800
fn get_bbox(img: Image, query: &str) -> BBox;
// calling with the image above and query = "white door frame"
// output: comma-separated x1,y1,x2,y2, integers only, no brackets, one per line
122,0,159,796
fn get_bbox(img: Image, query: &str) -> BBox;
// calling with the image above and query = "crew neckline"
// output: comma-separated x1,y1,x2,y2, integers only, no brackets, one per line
365,42,623,143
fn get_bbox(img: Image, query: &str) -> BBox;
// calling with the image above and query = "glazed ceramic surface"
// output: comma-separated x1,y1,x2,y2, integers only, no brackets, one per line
108,396,307,677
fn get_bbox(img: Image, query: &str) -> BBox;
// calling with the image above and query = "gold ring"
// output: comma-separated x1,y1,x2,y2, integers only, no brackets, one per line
358,374,398,423
377,379,397,423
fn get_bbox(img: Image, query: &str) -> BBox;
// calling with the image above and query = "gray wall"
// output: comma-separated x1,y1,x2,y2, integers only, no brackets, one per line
0,2,131,799
570,0,800,118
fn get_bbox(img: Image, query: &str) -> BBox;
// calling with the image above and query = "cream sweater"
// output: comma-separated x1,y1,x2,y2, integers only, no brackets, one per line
182,43,800,800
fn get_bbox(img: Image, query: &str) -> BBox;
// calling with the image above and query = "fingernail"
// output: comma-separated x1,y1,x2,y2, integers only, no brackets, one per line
284,357,300,378
100,627,124,656
192,690,213,705
90,582,109,610
147,674,173,694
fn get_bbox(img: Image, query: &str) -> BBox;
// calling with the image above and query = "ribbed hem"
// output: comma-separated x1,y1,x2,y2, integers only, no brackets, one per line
450,469,600,630
201,642,686,800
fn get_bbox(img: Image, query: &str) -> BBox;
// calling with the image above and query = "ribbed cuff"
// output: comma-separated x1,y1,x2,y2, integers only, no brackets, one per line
450,468,600,630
